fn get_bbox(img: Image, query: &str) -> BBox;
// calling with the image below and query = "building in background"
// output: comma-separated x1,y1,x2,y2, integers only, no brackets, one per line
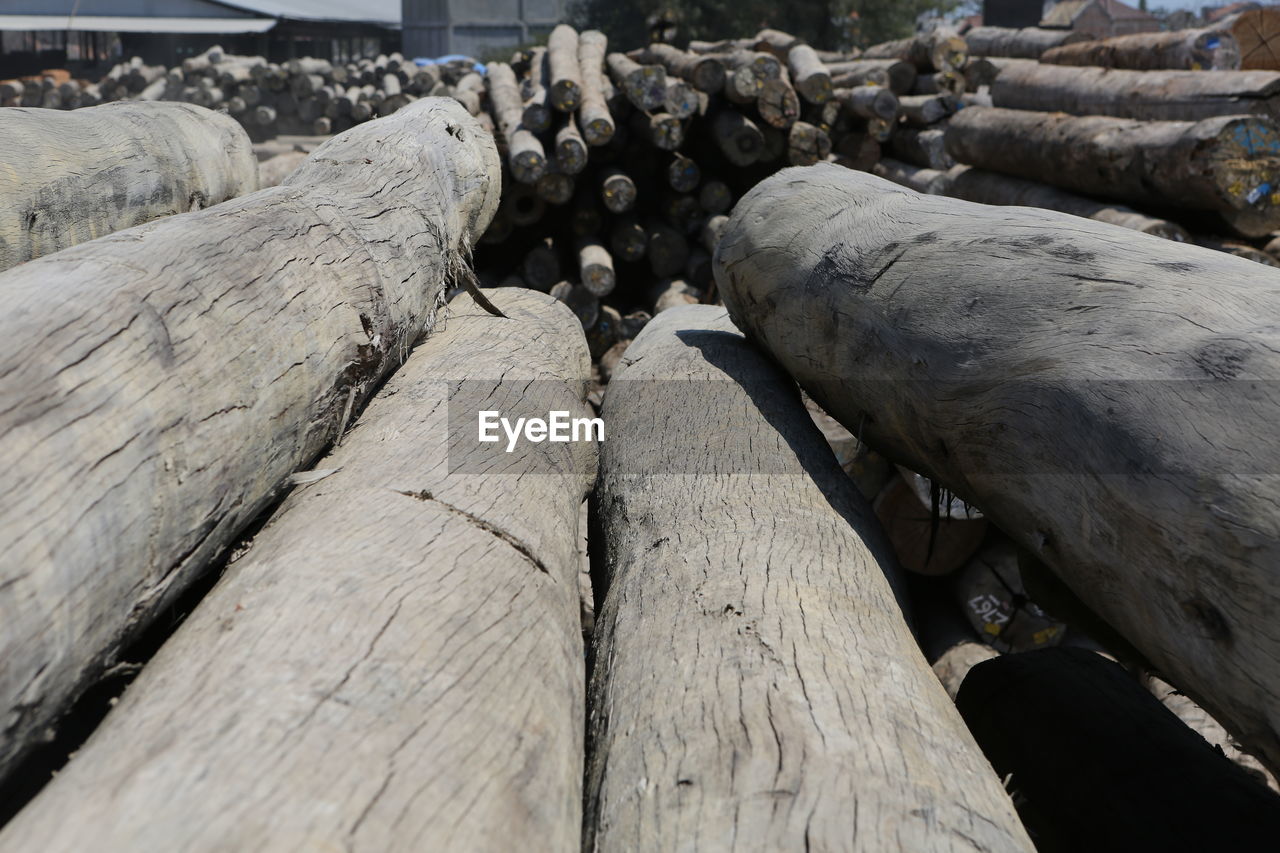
982,0,1045,29
1040,0,1160,38
0,1,400,78
401,0,562,61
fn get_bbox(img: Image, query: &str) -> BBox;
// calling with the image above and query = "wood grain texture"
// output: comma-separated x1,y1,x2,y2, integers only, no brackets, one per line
0,101,258,271
0,289,595,851
714,163,1280,777
585,305,1033,852
0,97,500,784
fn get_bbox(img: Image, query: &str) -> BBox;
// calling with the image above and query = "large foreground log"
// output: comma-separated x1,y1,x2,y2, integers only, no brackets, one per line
714,164,1280,776
0,101,257,271
1040,28,1240,71
0,290,594,851
945,106,1280,234
989,58,1280,121
585,305,1033,851
962,26,1091,59
0,98,500,783
956,649,1280,852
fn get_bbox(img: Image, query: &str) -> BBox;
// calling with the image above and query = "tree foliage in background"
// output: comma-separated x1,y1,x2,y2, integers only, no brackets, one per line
567,0,961,52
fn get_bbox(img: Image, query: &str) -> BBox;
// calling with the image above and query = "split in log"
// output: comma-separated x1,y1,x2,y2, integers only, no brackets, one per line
1040,28,1240,71
0,289,595,851
584,304,1033,852
535,168,574,205
0,98,500,784
956,649,1280,852
987,58,1280,122
714,162,1280,777
0,102,258,270
962,26,1093,59
945,106,1280,232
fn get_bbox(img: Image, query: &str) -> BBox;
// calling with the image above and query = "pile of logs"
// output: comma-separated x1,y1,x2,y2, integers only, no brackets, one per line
0,46,482,140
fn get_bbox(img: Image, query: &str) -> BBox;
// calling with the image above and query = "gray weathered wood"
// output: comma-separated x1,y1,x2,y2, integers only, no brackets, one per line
0,98,500,784
714,163,1280,776
0,101,258,271
945,106,1280,233
989,57,1280,121
963,26,1092,59
0,289,594,851
585,304,1033,852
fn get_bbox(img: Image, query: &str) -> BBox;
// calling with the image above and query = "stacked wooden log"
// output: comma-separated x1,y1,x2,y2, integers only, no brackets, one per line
0,46,483,141
865,23,1280,261
466,23,1005,357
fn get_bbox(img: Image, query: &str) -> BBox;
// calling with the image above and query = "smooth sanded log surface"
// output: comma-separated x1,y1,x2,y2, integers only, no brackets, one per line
585,305,1033,852
988,58,1280,121
963,26,1091,59
0,290,595,852
1040,28,1241,71
0,101,257,271
957,649,1280,853
714,163,1280,777
945,106,1280,219
940,164,1190,241
0,98,500,784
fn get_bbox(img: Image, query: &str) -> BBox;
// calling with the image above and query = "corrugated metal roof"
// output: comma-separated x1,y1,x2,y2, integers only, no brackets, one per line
214,0,400,26
0,14,277,33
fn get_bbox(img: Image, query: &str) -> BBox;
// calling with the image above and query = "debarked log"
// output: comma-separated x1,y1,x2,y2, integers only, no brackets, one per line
0,98,500,784
584,304,1033,852
0,290,595,852
714,163,1280,777
0,101,258,270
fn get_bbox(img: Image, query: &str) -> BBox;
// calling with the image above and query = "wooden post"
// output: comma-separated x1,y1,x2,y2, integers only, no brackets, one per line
836,84,899,120
599,166,637,214
578,238,616,296
714,163,1280,776
585,305,1033,852
606,52,666,111
0,99,500,784
487,62,548,184
1210,7,1280,70
632,44,725,93
0,102,258,271
0,290,595,852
